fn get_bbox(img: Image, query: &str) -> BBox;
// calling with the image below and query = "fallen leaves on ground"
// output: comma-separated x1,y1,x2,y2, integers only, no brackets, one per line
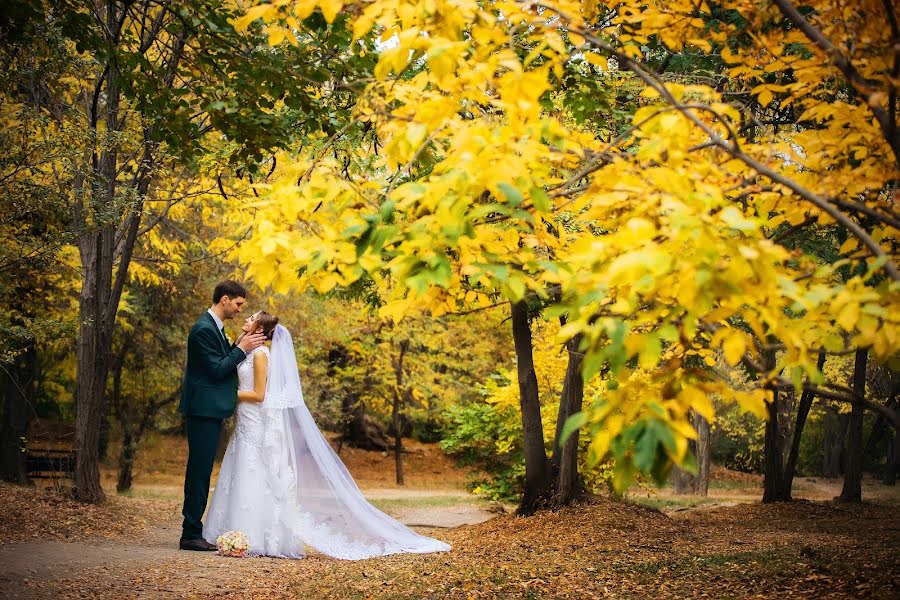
23,495,900,599
0,482,178,543
276,498,900,599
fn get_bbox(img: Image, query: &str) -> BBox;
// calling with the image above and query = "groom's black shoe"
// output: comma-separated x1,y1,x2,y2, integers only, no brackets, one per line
180,538,217,551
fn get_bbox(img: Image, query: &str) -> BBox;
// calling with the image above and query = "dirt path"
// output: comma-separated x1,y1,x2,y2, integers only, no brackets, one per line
0,486,496,599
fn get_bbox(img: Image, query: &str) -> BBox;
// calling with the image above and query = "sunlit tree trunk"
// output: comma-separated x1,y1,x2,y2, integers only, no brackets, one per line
673,411,710,495
511,300,551,515
552,330,585,506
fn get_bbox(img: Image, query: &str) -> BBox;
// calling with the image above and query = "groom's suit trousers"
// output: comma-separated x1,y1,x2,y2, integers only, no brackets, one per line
181,415,223,540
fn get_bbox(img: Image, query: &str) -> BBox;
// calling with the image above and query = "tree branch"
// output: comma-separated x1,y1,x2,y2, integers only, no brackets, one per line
772,0,900,166
530,3,900,281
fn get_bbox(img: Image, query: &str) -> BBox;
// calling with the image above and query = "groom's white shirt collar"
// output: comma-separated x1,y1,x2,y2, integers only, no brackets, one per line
207,308,224,331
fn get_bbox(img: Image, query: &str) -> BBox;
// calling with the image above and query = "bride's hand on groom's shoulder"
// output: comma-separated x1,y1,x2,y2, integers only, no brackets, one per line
238,332,267,353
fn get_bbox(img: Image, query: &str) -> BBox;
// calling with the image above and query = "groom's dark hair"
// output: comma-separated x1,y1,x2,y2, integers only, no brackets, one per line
212,280,247,304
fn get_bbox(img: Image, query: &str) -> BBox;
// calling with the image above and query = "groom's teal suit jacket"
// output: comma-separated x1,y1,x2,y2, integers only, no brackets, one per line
178,312,247,419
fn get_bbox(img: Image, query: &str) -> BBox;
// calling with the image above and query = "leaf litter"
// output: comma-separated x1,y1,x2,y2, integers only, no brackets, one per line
4,483,897,599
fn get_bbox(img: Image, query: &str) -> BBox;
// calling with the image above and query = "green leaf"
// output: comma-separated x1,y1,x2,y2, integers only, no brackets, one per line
530,186,551,212
581,349,605,381
634,424,657,472
679,449,699,474
498,183,523,206
505,273,526,300
650,418,676,454
612,458,635,493
559,411,587,445
379,200,395,222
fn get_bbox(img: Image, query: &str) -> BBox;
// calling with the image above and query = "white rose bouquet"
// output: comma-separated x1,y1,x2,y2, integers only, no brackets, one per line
215,531,250,558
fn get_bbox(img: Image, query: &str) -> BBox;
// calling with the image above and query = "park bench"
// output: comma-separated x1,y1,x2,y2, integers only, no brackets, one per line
26,447,77,479
25,418,76,481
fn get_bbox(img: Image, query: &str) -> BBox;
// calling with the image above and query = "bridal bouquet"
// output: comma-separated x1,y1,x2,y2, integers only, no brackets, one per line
216,531,250,557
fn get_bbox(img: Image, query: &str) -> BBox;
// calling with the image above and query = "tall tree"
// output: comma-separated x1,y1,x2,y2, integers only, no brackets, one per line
510,300,552,513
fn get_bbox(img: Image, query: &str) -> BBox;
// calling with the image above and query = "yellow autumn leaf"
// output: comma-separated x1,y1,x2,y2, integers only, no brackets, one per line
587,430,611,465
232,4,277,31
678,385,715,422
722,331,746,366
584,52,608,70
838,237,859,255
318,0,343,24
267,27,286,46
292,0,317,21
734,389,770,420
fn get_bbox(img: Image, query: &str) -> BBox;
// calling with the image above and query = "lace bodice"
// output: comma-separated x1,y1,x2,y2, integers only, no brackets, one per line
237,346,269,391
234,346,269,449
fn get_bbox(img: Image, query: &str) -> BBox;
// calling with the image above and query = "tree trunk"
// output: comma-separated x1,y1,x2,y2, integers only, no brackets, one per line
886,424,899,486
391,341,409,486
552,331,585,506
696,413,710,495
72,3,157,504
511,300,551,515
838,348,867,502
392,417,404,486
74,232,114,503
762,387,788,502
330,347,389,453
762,349,789,502
98,410,111,462
116,427,136,493
823,406,849,478
73,10,121,502
782,349,827,499
864,397,897,479
1,342,35,484
673,411,710,495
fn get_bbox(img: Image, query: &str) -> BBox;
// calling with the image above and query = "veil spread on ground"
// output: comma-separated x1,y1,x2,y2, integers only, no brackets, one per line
260,324,451,560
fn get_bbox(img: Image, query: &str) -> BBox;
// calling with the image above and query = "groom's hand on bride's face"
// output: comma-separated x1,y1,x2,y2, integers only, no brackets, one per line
238,332,267,353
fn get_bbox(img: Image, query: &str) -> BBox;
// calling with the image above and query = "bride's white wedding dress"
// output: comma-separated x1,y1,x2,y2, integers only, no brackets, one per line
203,325,450,559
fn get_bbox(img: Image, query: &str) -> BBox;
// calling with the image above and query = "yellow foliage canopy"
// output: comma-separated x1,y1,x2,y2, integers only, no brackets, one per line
230,0,899,488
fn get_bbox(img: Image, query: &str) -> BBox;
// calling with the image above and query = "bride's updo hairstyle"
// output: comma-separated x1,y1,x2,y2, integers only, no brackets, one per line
254,312,280,340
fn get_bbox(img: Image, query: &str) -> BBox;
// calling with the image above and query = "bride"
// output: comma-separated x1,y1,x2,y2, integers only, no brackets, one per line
203,311,450,559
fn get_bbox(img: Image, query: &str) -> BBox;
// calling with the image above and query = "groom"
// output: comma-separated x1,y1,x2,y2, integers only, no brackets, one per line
178,280,267,551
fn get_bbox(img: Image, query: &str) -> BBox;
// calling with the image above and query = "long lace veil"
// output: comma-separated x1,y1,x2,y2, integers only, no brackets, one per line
261,324,451,560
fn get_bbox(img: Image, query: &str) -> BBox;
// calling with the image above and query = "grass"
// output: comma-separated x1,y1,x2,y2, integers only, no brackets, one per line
707,478,761,491
625,495,721,511
369,495,489,511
